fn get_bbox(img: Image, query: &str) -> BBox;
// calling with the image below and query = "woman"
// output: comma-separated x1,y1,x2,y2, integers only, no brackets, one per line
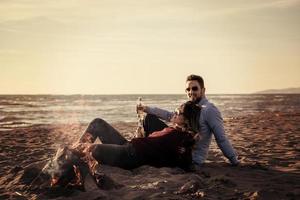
78,101,201,170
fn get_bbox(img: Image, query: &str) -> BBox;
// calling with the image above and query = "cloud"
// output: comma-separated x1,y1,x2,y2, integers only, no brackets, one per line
270,0,300,8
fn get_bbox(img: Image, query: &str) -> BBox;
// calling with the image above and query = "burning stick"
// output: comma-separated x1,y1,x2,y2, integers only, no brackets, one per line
69,165,84,187
15,191,23,196
78,132,94,143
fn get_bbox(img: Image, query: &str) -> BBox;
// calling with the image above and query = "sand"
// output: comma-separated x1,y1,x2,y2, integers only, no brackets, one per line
0,111,299,200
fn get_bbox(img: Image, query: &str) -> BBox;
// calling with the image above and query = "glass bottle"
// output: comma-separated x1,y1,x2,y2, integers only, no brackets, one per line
135,97,145,137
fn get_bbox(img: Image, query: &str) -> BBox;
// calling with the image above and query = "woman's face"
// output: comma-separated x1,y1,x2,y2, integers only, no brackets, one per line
171,106,186,126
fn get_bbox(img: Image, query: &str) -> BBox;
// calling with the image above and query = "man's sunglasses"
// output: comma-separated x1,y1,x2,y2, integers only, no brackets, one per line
185,86,199,92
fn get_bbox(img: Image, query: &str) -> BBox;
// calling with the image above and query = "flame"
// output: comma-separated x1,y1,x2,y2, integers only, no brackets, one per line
69,165,83,186
79,132,94,143
51,177,59,187
84,151,99,175
71,142,92,158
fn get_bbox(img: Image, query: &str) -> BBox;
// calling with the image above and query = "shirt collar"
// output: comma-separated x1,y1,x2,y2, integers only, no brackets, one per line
197,97,208,106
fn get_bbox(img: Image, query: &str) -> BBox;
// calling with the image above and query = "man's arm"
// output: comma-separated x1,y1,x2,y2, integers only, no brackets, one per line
144,106,174,122
205,105,239,165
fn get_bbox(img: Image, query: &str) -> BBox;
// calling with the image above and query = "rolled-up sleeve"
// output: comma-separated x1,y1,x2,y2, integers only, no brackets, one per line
205,105,239,164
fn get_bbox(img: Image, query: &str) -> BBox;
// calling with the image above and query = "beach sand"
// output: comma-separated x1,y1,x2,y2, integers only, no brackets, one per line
0,111,299,200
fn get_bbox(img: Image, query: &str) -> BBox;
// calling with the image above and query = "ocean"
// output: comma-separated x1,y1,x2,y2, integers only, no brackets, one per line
0,94,299,130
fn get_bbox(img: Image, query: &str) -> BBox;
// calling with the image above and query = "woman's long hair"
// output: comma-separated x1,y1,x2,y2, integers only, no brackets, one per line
182,101,201,133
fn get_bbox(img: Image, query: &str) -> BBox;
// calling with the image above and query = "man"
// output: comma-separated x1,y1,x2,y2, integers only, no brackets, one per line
139,74,239,167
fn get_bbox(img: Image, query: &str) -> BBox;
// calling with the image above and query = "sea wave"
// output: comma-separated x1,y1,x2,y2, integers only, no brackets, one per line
0,94,299,129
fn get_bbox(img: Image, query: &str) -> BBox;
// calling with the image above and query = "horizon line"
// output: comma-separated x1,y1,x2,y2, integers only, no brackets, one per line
0,92,299,96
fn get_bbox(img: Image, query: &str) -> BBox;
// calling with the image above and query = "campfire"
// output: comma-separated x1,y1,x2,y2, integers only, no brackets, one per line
50,164,84,188
45,145,100,191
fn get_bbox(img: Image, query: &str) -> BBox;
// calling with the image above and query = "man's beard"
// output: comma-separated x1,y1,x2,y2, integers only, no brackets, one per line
189,96,202,104
194,97,202,104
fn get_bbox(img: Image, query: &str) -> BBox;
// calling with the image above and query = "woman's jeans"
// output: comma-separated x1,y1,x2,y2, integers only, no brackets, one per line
79,118,139,169
90,143,140,169
79,115,167,169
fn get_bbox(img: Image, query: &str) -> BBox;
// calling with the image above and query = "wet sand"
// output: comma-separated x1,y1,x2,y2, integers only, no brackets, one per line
0,111,299,200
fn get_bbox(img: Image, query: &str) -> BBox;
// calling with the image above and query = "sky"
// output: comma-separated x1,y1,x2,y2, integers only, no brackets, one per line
0,0,299,94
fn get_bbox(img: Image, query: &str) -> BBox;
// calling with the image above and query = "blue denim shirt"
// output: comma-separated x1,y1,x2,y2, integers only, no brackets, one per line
145,97,239,165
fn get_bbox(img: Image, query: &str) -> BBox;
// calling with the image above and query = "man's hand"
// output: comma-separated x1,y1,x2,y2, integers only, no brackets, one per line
188,163,202,172
231,161,240,167
136,104,147,113
230,156,241,167
135,126,145,138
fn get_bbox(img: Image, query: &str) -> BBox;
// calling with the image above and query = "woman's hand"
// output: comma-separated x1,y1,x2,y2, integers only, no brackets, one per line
177,146,186,154
193,133,202,141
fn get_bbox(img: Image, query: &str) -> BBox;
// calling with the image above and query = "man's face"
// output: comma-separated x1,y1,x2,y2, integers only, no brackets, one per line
185,80,204,102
